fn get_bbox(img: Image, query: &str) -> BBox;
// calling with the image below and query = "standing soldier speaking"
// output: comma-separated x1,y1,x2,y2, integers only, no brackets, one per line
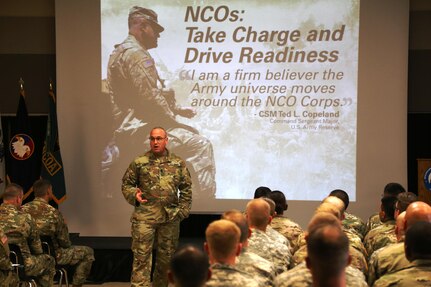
122,126,192,287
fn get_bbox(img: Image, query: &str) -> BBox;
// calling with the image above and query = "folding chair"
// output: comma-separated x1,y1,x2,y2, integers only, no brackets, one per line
40,236,69,287
8,243,38,287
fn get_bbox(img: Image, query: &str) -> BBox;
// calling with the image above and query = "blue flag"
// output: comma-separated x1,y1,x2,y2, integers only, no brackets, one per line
41,84,67,204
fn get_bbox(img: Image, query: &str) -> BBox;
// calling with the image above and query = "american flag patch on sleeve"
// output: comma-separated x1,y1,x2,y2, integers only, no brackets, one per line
143,59,154,68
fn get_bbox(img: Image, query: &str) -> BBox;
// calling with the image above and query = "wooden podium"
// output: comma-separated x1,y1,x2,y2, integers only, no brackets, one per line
417,159,431,205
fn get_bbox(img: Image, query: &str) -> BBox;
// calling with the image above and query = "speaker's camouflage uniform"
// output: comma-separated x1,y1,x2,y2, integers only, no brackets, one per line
122,149,192,287
22,197,95,285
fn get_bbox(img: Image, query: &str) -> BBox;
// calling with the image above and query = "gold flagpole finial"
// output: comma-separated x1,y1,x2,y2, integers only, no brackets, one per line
19,78,24,90
49,79,53,91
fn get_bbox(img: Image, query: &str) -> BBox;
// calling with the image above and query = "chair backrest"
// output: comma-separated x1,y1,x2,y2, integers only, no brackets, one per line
40,235,56,258
8,243,31,281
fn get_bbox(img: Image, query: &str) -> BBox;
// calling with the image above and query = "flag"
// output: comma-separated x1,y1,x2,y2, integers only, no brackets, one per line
41,83,67,204
5,84,45,201
0,115,6,197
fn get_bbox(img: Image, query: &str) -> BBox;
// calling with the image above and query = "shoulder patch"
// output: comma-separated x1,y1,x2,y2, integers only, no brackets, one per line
143,58,155,68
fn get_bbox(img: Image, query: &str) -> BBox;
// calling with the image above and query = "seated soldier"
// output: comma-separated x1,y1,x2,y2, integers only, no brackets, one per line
22,179,94,287
246,198,291,274
292,199,368,274
365,182,405,235
363,196,398,258
0,183,55,287
274,212,367,287
373,221,431,286
329,189,366,239
222,209,277,286
204,219,263,287
0,228,19,287
268,190,303,254
168,244,211,287
306,225,351,287
368,201,431,285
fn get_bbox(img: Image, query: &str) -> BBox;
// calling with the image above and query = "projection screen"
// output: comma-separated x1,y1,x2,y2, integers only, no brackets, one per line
56,0,409,236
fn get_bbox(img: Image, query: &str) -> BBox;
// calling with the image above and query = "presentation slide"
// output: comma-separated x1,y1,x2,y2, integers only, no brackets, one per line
56,0,408,236
100,0,359,206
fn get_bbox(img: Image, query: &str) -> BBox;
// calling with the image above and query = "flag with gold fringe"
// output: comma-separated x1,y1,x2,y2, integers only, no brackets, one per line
41,82,67,204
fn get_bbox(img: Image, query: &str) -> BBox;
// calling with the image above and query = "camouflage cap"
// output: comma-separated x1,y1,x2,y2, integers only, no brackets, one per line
129,6,164,33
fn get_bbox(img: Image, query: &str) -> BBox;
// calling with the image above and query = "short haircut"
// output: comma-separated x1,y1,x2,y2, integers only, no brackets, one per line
307,212,342,233
262,197,276,217
246,199,270,229
329,189,349,210
269,190,288,214
222,210,249,243
315,203,341,220
381,196,398,220
307,225,349,277
405,201,431,227
322,196,345,213
405,221,431,261
3,183,23,200
150,126,167,138
33,179,52,198
396,192,418,213
170,244,209,287
383,182,406,197
205,219,240,262
254,186,271,199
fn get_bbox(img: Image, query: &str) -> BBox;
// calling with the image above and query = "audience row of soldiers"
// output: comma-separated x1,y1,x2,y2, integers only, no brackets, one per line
0,180,94,287
1,182,431,286
168,184,431,287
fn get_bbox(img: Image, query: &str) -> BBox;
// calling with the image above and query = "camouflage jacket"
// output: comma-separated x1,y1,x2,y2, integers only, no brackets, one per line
274,262,368,287
21,197,72,251
270,216,303,253
343,212,366,240
107,34,176,125
368,242,410,286
0,229,18,287
122,149,192,224
236,247,277,286
365,213,382,236
364,220,396,258
0,203,43,258
372,259,431,287
247,228,291,274
292,243,368,274
206,262,264,287
266,226,291,250
344,227,368,257
0,228,11,271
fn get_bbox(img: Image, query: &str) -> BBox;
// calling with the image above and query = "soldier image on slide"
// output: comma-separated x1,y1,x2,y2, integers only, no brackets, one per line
103,6,216,200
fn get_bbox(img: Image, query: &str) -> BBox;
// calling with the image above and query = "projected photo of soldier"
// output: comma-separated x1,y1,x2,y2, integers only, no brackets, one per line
102,6,216,200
